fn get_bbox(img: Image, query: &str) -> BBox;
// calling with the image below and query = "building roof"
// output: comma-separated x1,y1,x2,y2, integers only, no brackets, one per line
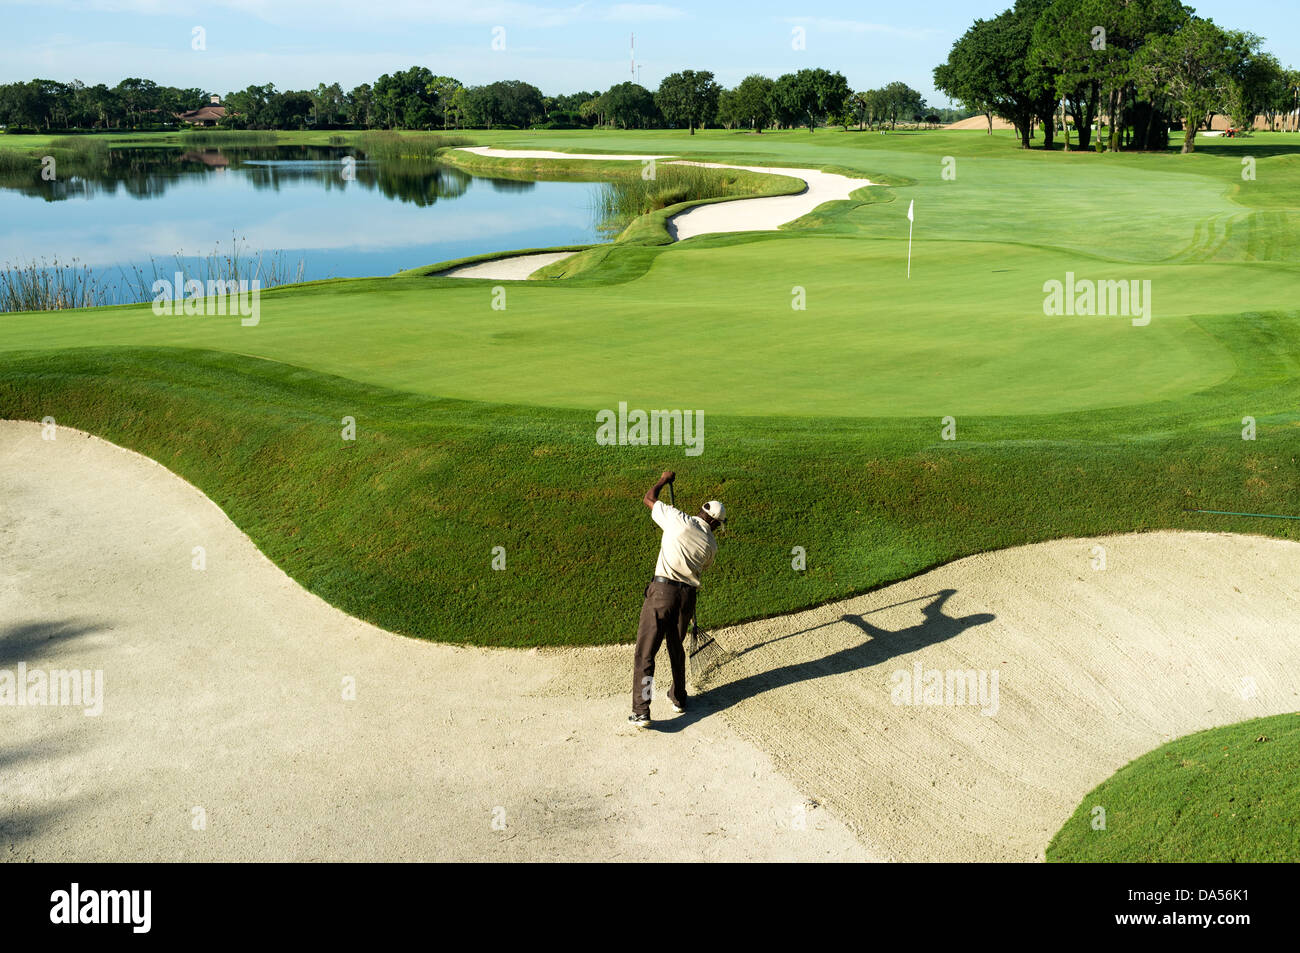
177,104,227,123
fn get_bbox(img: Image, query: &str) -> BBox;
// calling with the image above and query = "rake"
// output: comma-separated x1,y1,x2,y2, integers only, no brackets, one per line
1184,508,1300,521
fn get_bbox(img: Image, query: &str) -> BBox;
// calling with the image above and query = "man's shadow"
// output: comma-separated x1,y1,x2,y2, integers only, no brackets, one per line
654,589,994,732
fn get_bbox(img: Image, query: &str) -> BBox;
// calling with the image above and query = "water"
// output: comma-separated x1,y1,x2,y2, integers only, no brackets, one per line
0,145,609,292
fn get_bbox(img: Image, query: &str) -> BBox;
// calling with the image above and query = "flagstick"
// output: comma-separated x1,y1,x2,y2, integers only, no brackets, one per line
906,199,915,279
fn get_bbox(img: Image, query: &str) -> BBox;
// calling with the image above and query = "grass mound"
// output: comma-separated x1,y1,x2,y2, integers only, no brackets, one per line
1047,714,1300,862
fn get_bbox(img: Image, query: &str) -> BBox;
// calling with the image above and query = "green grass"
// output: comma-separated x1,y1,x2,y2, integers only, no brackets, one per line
1,235,1290,416
1047,714,1300,862
355,130,473,159
178,129,281,147
2,127,1299,645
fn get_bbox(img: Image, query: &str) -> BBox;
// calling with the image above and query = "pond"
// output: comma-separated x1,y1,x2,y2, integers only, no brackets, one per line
0,145,609,296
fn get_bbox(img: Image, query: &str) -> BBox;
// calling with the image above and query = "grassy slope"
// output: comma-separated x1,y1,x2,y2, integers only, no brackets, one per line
2,128,1299,645
1047,714,1300,862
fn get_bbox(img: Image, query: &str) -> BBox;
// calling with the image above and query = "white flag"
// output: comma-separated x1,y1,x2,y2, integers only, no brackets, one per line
907,199,914,222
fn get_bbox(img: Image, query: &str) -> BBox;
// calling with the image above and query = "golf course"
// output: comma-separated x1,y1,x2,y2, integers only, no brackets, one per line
3,125,1299,862
4,127,1300,649
6,0,1300,868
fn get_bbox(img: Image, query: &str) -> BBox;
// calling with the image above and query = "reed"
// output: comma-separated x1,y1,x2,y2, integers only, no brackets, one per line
592,164,753,233
0,259,105,313
357,131,472,161
1,237,306,313
179,129,280,147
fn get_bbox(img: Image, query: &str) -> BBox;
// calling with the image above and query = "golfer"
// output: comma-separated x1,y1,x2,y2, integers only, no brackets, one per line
629,470,726,729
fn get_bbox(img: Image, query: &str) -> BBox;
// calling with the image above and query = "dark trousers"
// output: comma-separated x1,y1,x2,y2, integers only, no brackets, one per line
632,580,696,717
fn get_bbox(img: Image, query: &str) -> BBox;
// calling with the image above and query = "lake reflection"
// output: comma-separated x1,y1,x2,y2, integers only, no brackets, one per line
0,145,607,284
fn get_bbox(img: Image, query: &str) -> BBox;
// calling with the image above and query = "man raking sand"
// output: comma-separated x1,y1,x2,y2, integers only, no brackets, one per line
630,470,726,729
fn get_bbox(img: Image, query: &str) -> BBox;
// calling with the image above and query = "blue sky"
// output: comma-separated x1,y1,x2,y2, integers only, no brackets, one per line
3,0,1297,104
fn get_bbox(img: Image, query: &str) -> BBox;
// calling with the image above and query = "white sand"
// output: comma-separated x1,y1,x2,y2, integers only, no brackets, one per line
0,421,870,862
434,252,574,280
436,148,875,278
698,532,1300,861
5,420,1296,861
664,160,873,240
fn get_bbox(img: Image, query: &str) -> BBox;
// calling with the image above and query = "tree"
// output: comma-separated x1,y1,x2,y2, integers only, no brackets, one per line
934,35,997,135
426,76,462,129
374,66,438,128
1090,0,1189,151
115,77,160,128
1030,0,1109,150
272,89,314,129
346,83,375,128
773,68,850,131
462,80,545,128
935,3,1054,148
1282,68,1300,132
729,74,775,132
1226,48,1282,133
849,88,893,130
715,87,739,128
0,82,51,129
311,82,345,126
578,97,601,126
602,82,658,128
880,81,926,130
221,83,278,129
655,70,720,134
1257,63,1293,130
1133,17,1240,153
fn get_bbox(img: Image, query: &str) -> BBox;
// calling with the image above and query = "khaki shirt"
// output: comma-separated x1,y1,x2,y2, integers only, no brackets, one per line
651,500,717,587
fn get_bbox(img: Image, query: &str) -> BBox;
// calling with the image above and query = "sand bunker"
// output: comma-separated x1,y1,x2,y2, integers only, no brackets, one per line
436,147,875,279
433,252,574,280
697,532,1300,860
4,419,1297,861
0,421,868,862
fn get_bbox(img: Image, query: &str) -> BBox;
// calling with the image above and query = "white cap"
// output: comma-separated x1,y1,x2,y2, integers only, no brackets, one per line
703,500,727,525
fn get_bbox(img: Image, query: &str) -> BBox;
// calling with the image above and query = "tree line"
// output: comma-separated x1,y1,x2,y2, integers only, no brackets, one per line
934,0,1300,152
0,66,955,135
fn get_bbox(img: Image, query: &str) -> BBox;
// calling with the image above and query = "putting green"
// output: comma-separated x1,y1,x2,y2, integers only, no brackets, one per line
3,235,1290,415
5,129,1297,417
